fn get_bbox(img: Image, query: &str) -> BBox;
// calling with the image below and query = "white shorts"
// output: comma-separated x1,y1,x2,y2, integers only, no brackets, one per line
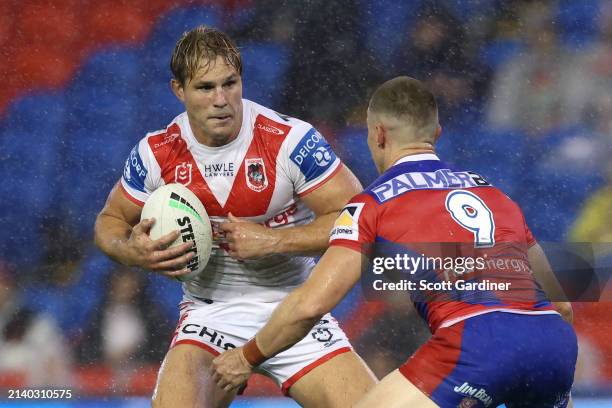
170,295,353,394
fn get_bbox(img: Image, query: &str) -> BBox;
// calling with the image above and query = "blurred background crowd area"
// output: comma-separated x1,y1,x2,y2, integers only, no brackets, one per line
0,0,611,400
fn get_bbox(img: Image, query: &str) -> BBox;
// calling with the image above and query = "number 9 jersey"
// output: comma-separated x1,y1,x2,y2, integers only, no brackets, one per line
329,153,558,333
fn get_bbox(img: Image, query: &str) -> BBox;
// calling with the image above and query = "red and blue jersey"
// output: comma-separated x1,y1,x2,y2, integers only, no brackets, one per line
329,154,557,333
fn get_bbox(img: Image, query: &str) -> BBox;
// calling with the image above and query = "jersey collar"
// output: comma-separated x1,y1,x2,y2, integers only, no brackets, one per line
393,153,440,165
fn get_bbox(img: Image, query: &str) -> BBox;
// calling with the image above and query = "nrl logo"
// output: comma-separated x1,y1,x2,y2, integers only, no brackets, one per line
175,162,192,186
245,158,268,192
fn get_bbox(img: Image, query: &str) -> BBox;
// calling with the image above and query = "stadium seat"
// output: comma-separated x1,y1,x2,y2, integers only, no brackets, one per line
334,126,378,187
518,165,604,241
16,2,80,52
72,48,143,90
359,0,421,68
556,0,600,47
137,83,184,134
4,91,68,133
452,127,525,197
241,42,290,107
479,39,525,69
11,47,76,90
145,274,184,322
81,2,151,47
445,0,496,22
142,6,223,82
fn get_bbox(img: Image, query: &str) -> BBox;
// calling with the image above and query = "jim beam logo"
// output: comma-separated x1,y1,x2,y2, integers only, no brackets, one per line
329,203,364,241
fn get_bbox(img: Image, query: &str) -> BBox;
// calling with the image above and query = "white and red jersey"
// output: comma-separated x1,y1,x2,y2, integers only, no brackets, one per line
121,99,343,301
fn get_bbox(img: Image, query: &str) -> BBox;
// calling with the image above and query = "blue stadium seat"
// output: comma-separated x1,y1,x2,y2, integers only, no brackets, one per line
66,85,139,134
23,249,115,337
359,0,420,69
4,91,67,134
146,274,184,322
241,42,290,107
334,126,378,187
479,39,525,69
143,6,223,82
439,126,525,198
0,93,68,268
518,164,604,241
556,0,600,47
59,125,133,235
446,0,496,21
137,83,184,133
71,48,143,91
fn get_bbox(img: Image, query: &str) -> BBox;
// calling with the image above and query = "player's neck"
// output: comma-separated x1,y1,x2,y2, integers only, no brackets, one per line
190,123,241,148
384,144,436,170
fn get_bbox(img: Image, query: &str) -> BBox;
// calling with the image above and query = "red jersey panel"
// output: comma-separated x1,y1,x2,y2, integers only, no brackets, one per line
329,154,556,332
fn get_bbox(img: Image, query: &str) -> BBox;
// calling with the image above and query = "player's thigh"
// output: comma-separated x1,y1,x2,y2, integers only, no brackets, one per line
355,369,439,408
152,344,237,408
289,350,376,408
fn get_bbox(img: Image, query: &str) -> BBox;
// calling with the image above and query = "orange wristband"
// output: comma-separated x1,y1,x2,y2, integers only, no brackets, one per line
243,337,267,367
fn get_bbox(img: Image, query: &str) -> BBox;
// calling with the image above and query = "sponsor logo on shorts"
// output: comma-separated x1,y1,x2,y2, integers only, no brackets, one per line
311,327,333,342
329,203,364,242
181,324,236,351
310,319,342,348
454,382,492,407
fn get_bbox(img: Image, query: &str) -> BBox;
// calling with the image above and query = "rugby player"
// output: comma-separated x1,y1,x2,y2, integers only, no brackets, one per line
94,26,375,407
212,77,577,407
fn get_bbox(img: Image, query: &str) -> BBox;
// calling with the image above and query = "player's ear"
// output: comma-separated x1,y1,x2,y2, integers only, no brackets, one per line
376,123,386,148
433,125,442,143
171,79,185,102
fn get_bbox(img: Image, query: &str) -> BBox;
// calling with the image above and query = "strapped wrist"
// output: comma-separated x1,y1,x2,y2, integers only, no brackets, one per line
242,337,267,367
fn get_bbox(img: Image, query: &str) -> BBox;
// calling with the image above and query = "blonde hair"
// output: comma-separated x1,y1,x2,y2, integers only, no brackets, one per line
171,26,242,85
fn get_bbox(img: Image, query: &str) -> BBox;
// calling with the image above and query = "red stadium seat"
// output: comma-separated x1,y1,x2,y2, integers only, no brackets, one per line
126,364,160,395
0,372,26,389
16,3,81,51
11,47,76,89
81,2,153,49
75,364,114,396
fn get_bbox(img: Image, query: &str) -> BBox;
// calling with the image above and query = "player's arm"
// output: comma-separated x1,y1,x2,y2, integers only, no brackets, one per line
528,243,573,324
211,245,363,390
94,182,194,277
222,165,362,259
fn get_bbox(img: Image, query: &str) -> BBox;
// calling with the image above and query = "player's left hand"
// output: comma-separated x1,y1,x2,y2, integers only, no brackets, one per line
211,347,253,392
220,213,280,259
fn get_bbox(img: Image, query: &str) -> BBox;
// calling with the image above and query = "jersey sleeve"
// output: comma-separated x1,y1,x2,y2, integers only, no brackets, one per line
519,209,537,247
120,138,163,206
282,127,342,196
329,194,377,254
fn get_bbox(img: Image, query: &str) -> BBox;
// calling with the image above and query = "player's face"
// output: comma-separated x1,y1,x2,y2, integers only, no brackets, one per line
366,109,385,174
172,56,243,146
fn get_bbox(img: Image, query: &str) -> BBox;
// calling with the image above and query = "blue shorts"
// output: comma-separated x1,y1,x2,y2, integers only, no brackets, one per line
399,312,577,407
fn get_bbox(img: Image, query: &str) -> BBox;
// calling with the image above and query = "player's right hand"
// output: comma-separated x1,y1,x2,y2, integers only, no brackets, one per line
124,218,195,278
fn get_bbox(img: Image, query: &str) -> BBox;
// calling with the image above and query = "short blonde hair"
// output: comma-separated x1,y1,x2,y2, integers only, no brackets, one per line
171,26,242,85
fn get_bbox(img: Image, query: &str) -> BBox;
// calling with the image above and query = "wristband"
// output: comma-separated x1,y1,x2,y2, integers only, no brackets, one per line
242,337,267,367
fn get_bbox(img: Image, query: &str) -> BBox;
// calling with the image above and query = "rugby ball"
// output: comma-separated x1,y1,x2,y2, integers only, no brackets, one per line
141,183,212,282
